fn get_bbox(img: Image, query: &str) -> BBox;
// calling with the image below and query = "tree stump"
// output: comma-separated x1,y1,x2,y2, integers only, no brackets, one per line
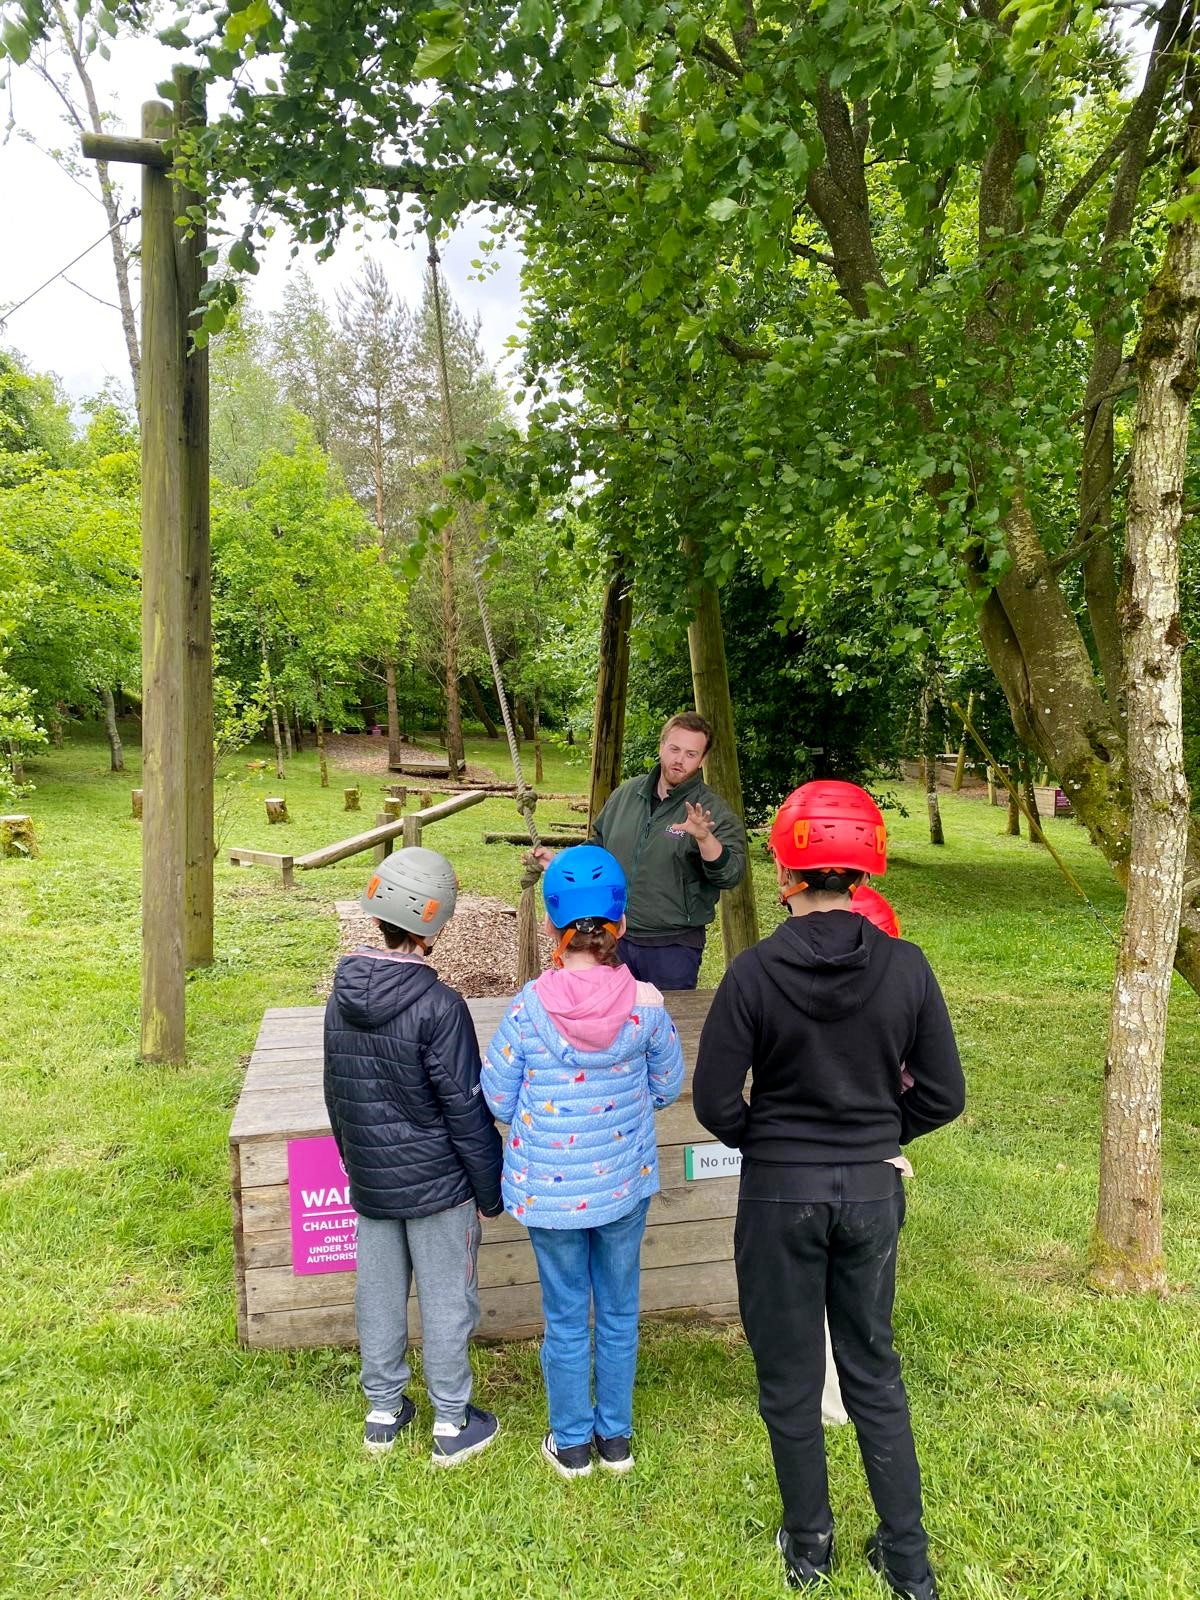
384,784,407,804
382,798,404,822
131,789,144,820
265,797,289,825
0,814,39,858
419,790,433,810
344,788,360,812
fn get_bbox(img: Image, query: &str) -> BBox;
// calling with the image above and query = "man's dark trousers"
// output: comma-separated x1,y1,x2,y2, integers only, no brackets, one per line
617,938,703,991
734,1175,929,1580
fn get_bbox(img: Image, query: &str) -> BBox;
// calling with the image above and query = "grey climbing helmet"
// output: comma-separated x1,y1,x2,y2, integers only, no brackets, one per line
359,847,459,939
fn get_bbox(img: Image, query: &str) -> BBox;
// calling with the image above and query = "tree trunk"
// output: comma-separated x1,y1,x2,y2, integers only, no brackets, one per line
1022,754,1046,845
316,718,328,789
101,686,125,772
8,749,25,787
952,691,973,792
987,765,997,806
293,713,304,753
688,577,760,960
533,687,544,786
588,553,633,830
383,660,403,767
464,672,500,737
1093,107,1200,1294
514,694,535,743
1006,782,1020,837
259,628,285,780
442,524,465,776
920,675,944,846
283,712,294,761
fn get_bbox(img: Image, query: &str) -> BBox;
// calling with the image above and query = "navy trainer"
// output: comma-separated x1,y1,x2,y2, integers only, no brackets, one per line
865,1533,939,1600
430,1404,500,1467
363,1396,416,1454
777,1527,834,1591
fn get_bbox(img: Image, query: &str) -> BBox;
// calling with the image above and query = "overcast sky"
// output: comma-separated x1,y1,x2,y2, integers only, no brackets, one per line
0,29,526,410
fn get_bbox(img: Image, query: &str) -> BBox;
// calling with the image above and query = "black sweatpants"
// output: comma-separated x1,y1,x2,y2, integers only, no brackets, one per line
734,1168,928,1580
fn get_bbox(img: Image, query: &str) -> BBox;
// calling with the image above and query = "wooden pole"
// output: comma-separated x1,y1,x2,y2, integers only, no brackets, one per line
687,578,760,960
139,99,187,1062
174,68,214,971
587,552,633,831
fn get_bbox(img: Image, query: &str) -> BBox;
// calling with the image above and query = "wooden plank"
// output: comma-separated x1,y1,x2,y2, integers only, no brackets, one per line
243,1228,291,1269
293,791,488,872
231,1144,248,1344
228,848,293,869
235,1141,289,1187
243,1218,732,1315
242,1259,739,1350
237,1173,739,1242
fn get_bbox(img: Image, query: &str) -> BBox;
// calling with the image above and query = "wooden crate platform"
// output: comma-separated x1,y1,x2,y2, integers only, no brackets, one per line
231,993,738,1348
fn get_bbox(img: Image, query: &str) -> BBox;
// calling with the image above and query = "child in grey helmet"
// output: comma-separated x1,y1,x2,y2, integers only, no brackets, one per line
323,848,504,1464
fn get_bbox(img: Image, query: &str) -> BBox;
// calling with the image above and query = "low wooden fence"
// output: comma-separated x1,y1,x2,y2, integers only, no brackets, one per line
230,992,737,1348
228,789,488,887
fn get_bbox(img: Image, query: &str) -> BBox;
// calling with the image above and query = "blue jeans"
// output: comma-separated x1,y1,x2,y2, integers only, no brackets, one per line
528,1198,651,1446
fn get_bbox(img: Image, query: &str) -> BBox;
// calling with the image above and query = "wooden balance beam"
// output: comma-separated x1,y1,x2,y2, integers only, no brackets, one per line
230,992,738,1348
230,790,488,885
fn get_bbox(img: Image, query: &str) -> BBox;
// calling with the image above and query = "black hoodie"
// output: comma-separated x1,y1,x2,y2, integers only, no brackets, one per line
693,911,964,1164
324,950,503,1219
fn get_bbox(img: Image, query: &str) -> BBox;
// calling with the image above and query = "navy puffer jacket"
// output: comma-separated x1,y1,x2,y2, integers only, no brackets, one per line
324,950,503,1219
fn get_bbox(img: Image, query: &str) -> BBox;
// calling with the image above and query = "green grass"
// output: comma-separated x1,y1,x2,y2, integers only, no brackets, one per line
2,726,1199,1600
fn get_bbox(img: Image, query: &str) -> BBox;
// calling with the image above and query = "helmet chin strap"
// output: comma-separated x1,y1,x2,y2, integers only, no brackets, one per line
778,880,809,907
551,921,621,969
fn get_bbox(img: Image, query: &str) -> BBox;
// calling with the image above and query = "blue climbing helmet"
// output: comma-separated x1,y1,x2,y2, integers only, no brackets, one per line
542,844,627,930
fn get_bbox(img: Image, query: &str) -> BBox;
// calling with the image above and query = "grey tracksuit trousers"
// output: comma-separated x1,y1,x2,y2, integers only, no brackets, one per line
355,1199,482,1423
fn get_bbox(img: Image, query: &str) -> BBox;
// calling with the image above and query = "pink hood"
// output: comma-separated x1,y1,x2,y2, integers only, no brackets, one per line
533,963,639,1051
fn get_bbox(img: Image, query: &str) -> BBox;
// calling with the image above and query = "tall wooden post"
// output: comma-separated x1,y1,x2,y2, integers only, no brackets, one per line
687,578,760,961
587,552,633,831
139,99,187,1062
174,67,214,970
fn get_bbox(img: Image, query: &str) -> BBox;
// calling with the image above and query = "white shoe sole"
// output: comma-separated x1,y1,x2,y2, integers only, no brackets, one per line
596,1452,634,1474
363,1438,396,1456
541,1437,593,1479
430,1419,501,1468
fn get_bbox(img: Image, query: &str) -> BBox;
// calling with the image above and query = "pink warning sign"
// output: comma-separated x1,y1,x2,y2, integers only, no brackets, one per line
287,1136,358,1275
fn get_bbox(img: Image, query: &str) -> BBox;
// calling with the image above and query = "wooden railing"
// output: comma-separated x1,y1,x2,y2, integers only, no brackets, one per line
229,789,488,887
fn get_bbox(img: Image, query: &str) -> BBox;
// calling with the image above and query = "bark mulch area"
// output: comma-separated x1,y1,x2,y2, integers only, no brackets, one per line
323,733,501,786
327,896,552,999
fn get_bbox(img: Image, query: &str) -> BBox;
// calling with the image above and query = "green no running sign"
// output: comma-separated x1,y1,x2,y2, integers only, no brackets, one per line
684,1143,743,1181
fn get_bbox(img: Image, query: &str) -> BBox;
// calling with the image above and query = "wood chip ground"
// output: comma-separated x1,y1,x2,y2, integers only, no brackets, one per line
328,896,553,998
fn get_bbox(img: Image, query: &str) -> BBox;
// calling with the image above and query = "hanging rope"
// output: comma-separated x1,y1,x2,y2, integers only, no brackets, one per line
427,237,544,982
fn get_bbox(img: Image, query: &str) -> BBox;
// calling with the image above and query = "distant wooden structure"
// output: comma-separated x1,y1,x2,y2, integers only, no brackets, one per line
389,755,451,778
229,790,488,887
230,992,737,1348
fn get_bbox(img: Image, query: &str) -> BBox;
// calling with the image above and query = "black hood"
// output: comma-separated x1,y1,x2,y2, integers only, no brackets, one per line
332,951,441,1029
753,911,894,1022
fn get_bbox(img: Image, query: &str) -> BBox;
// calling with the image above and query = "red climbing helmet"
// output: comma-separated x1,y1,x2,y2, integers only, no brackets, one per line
850,884,900,937
769,781,887,876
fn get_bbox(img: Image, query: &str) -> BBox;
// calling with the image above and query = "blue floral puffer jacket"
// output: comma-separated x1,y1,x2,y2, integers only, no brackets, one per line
482,980,685,1229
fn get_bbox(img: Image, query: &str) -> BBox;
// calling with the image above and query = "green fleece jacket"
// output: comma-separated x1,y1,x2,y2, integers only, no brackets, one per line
591,765,747,937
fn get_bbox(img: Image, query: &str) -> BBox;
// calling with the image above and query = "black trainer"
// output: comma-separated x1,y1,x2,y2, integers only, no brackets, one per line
593,1432,634,1474
363,1396,416,1454
777,1527,834,1591
541,1432,593,1479
865,1533,939,1600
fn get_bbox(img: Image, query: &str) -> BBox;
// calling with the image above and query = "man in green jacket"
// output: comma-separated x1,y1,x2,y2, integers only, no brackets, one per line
536,713,747,989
